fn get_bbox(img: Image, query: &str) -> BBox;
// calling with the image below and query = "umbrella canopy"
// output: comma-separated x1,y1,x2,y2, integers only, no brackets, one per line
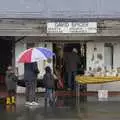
17,47,55,63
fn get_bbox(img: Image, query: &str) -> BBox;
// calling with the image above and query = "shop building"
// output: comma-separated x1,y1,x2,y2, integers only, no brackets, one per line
0,0,120,92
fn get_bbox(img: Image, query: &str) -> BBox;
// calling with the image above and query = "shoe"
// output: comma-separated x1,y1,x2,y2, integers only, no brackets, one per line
31,102,40,106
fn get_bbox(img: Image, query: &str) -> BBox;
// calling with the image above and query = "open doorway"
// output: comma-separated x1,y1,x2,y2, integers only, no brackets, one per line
53,42,86,90
0,37,13,91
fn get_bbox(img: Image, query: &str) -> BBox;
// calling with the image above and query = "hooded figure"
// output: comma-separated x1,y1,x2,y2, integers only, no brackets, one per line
5,66,17,105
64,48,79,90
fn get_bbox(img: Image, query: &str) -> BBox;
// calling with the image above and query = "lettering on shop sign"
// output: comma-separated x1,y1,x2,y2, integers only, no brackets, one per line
47,22,97,33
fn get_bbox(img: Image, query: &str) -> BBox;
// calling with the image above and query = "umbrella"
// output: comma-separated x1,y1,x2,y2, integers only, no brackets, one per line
16,47,56,88
17,47,55,63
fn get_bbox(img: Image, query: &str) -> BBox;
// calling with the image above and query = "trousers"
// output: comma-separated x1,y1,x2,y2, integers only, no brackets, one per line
45,88,54,102
25,80,36,102
68,71,77,89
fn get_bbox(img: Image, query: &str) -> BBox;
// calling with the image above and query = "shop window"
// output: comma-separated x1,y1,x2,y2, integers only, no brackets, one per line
104,43,113,69
44,43,47,48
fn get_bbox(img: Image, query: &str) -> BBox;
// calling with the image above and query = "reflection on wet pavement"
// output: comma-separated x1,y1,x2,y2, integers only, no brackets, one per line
1,95,120,120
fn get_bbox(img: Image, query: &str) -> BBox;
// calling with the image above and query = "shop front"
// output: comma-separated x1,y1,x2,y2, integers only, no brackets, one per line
45,20,120,92
0,0,120,94
14,21,97,93
1,19,120,93
14,20,120,93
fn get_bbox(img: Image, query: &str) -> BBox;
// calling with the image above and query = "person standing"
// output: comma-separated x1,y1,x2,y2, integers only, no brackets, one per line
5,66,17,105
24,62,39,106
64,48,79,90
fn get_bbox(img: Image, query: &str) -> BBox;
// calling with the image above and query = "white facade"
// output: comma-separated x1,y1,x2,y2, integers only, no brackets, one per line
87,41,120,91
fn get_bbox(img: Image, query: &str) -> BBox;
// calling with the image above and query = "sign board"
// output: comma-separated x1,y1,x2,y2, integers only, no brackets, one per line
47,22,97,33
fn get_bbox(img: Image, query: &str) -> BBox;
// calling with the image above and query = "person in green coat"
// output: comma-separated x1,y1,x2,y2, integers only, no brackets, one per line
5,66,17,105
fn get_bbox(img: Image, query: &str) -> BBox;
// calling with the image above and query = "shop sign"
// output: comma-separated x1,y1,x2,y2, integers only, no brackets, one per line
47,22,97,33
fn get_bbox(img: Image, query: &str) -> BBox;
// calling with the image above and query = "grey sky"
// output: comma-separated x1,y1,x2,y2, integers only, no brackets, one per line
0,0,119,18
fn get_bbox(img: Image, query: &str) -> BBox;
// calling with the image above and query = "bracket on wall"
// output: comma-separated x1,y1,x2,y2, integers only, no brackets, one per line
15,36,27,44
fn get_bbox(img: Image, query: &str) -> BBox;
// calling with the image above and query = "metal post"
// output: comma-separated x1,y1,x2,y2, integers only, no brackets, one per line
76,82,80,116
76,82,80,106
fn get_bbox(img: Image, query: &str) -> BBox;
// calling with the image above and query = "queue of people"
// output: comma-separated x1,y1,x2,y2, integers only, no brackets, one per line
5,63,55,107
4,47,80,106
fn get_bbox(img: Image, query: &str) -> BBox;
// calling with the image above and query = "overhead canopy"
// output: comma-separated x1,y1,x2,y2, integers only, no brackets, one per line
0,0,120,19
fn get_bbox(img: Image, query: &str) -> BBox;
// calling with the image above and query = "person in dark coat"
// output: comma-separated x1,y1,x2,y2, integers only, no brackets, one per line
24,62,39,106
43,66,55,106
64,48,79,90
5,66,17,105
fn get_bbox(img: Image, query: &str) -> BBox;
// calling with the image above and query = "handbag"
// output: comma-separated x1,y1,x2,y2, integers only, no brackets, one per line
57,77,64,89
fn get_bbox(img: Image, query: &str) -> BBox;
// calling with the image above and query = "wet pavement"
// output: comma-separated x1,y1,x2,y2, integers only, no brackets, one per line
1,94,120,120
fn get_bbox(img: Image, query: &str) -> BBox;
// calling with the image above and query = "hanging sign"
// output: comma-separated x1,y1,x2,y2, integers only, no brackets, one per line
47,22,97,33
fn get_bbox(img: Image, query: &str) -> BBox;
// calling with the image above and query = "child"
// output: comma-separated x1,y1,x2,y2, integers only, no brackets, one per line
5,66,17,105
43,66,55,106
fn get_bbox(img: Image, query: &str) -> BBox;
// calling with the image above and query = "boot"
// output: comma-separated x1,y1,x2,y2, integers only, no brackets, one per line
6,97,11,105
11,96,16,104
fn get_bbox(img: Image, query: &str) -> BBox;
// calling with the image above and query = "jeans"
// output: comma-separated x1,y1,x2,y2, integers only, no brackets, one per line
25,80,36,102
68,71,77,89
45,88,54,102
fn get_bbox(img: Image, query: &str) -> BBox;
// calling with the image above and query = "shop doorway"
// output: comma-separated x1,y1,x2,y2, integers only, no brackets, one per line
0,37,13,91
53,42,86,90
